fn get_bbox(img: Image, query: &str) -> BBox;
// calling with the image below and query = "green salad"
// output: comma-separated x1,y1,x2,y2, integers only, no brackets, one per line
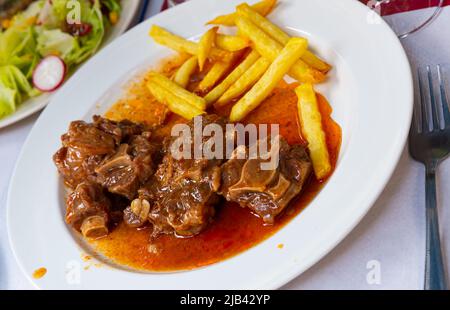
0,0,121,119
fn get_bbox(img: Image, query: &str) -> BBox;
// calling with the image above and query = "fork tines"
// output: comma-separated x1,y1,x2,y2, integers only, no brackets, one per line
414,64,450,133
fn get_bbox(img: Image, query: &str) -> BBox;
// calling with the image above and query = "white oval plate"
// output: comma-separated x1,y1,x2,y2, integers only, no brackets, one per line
0,0,142,129
7,0,412,289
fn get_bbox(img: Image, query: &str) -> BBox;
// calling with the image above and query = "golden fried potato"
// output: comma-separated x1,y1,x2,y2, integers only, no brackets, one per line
174,56,198,88
215,34,250,52
230,37,307,121
147,81,204,120
198,27,218,71
149,72,206,110
204,50,260,105
197,52,240,93
197,62,230,93
300,52,332,74
215,56,270,107
295,83,331,179
149,25,230,61
236,3,331,72
207,0,277,26
235,16,325,83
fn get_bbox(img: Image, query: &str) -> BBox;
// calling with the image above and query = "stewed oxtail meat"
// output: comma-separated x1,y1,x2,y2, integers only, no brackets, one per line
95,131,157,200
53,116,145,189
55,114,315,240
92,115,145,144
220,137,313,224
53,120,115,188
127,115,226,237
53,116,159,237
65,182,111,239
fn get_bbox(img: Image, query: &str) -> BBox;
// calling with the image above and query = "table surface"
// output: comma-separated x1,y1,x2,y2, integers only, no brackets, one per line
1,0,450,290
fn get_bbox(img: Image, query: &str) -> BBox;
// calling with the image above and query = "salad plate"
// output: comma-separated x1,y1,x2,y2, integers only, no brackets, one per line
7,0,413,289
0,0,141,129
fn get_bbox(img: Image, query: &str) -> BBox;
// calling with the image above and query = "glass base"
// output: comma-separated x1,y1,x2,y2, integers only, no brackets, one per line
371,0,444,39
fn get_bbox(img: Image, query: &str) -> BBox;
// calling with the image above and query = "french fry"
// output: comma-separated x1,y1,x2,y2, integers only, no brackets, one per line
300,52,331,73
230,37,307,122
247,0,277,17
295,83,331,179
236,3,331,72
197,52,241,93
207,0,277,26
174,56,198,88
198,27,218,71
235,16,325,83
149,72,206,110
150,25,197,54
204,50,260,105
147,81,204,120
215,56,270,107
215,34,250,52
149,25,230,61
197,62,230,93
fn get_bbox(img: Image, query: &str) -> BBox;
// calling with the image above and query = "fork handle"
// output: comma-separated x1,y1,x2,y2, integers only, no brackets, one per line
424,166,447,290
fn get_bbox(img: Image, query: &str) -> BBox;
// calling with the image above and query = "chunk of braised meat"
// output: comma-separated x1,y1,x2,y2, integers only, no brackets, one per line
127,115,226,237
65,182,111,239
53,146,104,189
61,120,116,155
92,115,145,145
129,132,158,179
123,198,151,228
55,116,160,237
138,158,222,236
95,132,157,200
95,145,136,199
54,120,116,188
53,116,149,189
107,193,132,226
220,137,312,224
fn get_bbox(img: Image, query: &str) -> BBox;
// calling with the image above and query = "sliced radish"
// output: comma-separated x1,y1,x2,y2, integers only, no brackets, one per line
33,56,67,92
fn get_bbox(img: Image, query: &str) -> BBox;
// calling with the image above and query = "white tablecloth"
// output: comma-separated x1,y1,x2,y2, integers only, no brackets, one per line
1,1,449,290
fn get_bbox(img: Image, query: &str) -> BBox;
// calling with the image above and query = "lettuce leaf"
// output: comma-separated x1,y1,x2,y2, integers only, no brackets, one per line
0,11,40,118
50,0,105,65
0,84,16,118
0,65,34,118
36,0,63,28
0,26,39,78
36,28,79,65
72,0,105,63
10,1,45,28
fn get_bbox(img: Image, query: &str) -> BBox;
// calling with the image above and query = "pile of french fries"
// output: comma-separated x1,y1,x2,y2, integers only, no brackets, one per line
146,0,333,180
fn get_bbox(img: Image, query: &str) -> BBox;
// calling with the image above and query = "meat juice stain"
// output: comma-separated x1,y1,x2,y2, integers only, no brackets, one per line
81,254,92,262
91,56,342,272
32,267,47,279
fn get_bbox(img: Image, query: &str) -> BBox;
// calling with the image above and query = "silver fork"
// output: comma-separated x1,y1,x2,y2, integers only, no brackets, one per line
409,64,450,290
